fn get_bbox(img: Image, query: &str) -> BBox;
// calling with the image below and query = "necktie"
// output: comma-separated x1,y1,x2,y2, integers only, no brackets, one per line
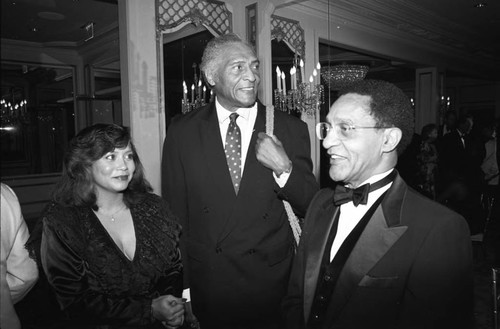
333,170,397,207
225,113,241,194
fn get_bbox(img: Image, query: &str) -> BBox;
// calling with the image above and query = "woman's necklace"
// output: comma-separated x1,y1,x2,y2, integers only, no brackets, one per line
98,204,128,222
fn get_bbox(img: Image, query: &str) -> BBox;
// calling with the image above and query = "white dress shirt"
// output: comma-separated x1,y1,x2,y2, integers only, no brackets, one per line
215,98,290,186
216,99,257,176
330,169,394,261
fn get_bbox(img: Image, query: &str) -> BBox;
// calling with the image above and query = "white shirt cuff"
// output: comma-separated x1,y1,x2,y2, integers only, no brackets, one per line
273,170,291,188
182,288,191,302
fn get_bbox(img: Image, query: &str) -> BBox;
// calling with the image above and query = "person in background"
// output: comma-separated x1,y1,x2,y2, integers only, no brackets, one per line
438,110,457,138
1,183,38,329
161,33,318,329
480,122,499,200
28,124,185,329
283,79,473,329
438,114,486,234
416,123,439,199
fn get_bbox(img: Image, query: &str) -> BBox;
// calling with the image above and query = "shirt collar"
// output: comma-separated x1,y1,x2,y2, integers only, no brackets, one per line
354,168,394,187
216,97,255,124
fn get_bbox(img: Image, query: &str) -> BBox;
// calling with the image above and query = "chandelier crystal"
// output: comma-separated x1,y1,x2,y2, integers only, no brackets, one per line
321,64,369,91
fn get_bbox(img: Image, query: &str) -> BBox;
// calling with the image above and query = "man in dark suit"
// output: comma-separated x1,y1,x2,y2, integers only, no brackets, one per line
438,114,486,234
161,33,318,329
438,110,457,138
283,80,473,329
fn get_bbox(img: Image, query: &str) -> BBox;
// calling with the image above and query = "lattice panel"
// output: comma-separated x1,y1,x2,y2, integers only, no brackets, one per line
271,15,305,60
157,0,232,35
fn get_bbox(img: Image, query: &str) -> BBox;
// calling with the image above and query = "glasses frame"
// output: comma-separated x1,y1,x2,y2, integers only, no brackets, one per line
316,122,391,140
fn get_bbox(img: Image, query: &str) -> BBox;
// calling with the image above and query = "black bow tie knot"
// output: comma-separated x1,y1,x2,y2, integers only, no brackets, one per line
333,184,370,207
332,170,398,207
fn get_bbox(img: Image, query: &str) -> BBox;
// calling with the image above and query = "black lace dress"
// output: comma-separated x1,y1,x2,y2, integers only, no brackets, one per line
38,193,182,329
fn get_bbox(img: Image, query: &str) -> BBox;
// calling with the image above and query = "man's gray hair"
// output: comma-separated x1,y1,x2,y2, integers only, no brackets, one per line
200,33,254,86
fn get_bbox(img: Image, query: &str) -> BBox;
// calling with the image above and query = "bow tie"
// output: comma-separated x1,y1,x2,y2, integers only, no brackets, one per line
333,184,370,207
333,170,397,207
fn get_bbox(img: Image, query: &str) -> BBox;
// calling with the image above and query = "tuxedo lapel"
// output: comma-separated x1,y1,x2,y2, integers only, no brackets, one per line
325,175,409,320
303,196,338,322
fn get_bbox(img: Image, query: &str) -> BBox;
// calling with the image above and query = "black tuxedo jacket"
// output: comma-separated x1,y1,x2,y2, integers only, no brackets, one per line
161,101,318,327
283,173,473,329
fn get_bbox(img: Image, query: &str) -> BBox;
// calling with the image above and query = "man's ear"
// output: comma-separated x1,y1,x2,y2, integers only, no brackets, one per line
205,72,216,86
382,127,402,153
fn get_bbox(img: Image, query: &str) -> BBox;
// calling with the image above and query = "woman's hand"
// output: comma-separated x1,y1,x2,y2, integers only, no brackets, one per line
152,295,185,328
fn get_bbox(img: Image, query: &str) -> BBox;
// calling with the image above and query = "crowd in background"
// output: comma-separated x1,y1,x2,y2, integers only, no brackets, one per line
398,110,500,249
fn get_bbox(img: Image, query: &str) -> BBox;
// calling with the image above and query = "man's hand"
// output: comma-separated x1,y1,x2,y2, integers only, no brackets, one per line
255,132,292,176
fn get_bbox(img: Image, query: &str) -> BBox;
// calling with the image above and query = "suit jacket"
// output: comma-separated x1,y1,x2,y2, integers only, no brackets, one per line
161,101,318,328
283,173,473,329
438,129,467,183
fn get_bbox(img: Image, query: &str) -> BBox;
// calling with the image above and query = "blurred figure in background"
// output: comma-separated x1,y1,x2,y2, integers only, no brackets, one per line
438,110,457,138
416,123,439,199
438,114,486,234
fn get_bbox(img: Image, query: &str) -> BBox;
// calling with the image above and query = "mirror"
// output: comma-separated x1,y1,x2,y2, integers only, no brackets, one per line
1,62,76,176
161,26,214,129
82,63,122,125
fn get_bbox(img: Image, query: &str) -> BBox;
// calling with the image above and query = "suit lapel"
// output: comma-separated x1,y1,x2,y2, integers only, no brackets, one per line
217,104,267,242
325,174,409,320
200,104,237,200
238,104,267,196
303,194,338,321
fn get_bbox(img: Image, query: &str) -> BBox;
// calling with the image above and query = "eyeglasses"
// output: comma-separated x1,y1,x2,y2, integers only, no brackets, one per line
316,122,390,140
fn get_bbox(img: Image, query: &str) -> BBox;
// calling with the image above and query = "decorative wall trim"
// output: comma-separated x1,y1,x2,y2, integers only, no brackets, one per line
271,15,305,60
157,0,232,36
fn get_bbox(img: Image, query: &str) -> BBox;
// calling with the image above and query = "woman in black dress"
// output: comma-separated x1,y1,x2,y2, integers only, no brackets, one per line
33,123,185,328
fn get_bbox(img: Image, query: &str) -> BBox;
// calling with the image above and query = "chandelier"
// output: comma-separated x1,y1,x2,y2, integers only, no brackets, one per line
181,63,210,114
274,58,324,117
0,88,28,131
320,64,369,91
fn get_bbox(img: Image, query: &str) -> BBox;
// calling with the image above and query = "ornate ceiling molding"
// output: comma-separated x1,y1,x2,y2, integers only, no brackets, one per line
271,15,305,60
157,0,232,36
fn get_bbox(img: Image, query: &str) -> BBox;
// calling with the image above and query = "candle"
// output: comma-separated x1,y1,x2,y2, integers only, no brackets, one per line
290,67,296,90
281,71,286,95
312,69,318,85
210,89,214,102
299,59,305,83
198,80,202,99
203,86,206,101
191,84,195,103
276,66,282,91
183,81,187,102
309,75,314,95
316,62,321,85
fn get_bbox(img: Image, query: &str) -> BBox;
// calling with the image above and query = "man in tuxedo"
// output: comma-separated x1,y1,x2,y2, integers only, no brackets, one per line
283,80,473,329
161,33,318,329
